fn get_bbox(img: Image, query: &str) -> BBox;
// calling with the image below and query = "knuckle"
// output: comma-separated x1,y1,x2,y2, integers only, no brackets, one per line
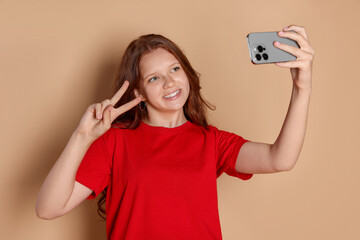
101,100,110,108
101,100,111,109
306,53,314,61
87,104,95,110
102,99,111,104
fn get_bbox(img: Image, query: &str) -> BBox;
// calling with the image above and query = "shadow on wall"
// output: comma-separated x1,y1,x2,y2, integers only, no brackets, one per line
11,39,127,239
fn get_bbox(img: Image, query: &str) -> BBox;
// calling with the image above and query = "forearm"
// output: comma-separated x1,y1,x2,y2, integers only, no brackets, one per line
35,130,93,217
270,86,311,171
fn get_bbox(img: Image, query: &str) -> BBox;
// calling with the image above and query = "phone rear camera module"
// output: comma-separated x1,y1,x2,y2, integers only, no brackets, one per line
257,45,264,53
262,53,268,60
255,54,262,61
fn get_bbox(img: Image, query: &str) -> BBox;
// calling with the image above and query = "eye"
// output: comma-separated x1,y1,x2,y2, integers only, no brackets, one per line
171,66,180,72
149,76,158,82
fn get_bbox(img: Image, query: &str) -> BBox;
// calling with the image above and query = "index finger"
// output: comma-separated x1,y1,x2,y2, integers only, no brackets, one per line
110,80,130,105
110,97,142,123
284,24,308,40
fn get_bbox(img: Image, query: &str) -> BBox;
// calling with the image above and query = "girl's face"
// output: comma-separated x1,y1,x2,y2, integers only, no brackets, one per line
137,48,190,118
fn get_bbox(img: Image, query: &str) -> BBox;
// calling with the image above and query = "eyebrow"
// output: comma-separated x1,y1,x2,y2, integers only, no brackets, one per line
143,62,180,80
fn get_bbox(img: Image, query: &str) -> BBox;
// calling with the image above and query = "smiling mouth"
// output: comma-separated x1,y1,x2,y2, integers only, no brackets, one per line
164,89,181,99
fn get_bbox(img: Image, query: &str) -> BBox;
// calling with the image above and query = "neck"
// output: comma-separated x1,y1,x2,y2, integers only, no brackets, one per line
143,110,187,128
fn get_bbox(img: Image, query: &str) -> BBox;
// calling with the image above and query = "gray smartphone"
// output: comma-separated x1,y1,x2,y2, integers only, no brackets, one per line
246,31,300,64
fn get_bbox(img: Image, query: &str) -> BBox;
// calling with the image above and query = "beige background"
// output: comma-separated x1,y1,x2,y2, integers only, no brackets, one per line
1,0,359,239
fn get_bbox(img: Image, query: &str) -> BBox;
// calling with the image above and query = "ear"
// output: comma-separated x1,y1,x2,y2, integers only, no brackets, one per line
134,89,146,101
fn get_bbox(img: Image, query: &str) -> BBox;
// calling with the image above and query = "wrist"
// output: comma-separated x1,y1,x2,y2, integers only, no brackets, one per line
292,85,311,97
290,86,311,107
72,129,95,147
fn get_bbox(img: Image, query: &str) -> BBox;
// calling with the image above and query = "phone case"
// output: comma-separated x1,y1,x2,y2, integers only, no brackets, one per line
246,31,300,64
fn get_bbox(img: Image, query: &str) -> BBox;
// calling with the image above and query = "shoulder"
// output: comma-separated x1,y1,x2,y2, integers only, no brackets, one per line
186,122,222,139
98,123,136,143
201,124,224,135
203,124,246,144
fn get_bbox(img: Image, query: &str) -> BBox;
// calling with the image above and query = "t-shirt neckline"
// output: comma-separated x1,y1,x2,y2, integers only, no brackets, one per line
139,120,192,133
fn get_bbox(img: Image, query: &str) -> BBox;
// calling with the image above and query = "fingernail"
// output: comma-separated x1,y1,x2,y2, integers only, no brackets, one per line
109,106,113,111
283,27,289,30
97,114,102,119
274,41,280,46
278,31,284,35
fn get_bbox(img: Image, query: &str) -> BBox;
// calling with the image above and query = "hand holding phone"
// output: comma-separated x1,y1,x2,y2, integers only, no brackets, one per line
246,25,315,92
246,31,300,64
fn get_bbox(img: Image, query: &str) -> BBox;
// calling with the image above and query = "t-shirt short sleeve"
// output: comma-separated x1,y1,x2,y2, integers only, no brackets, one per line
213,127,253,180
75,131,113,199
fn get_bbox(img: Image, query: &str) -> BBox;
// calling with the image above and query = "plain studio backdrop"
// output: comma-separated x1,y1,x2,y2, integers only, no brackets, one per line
1,0,359,239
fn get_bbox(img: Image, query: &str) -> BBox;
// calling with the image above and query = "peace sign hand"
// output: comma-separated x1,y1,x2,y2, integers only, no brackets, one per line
76,81,141,142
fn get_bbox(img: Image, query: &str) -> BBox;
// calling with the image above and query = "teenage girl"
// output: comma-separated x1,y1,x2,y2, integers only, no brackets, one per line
36,24,315,239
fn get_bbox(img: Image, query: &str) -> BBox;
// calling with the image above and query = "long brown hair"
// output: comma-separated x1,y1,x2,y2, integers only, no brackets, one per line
97,34,215,220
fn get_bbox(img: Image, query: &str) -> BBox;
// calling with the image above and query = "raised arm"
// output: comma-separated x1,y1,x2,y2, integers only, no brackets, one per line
235,25,315,174
35,131,94,220
35,81,141,219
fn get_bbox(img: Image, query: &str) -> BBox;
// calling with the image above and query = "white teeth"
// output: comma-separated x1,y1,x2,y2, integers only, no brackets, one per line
164,89,180,98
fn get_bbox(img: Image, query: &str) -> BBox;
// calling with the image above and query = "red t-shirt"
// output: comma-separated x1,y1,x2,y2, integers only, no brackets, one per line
75,120,252,240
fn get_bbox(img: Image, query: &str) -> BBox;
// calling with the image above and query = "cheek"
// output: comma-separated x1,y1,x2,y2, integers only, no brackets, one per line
184,77,190,92
143,86,160,101
185,85,190,99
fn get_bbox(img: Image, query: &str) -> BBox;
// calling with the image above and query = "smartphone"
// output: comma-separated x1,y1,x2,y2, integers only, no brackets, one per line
246,31,300,64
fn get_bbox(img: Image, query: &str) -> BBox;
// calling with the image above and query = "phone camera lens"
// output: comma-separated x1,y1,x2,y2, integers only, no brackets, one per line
255,54,262,61
262,53,268,60
257,46,264,52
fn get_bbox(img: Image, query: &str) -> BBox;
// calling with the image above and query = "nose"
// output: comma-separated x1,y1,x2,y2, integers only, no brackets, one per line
163,74,175,89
